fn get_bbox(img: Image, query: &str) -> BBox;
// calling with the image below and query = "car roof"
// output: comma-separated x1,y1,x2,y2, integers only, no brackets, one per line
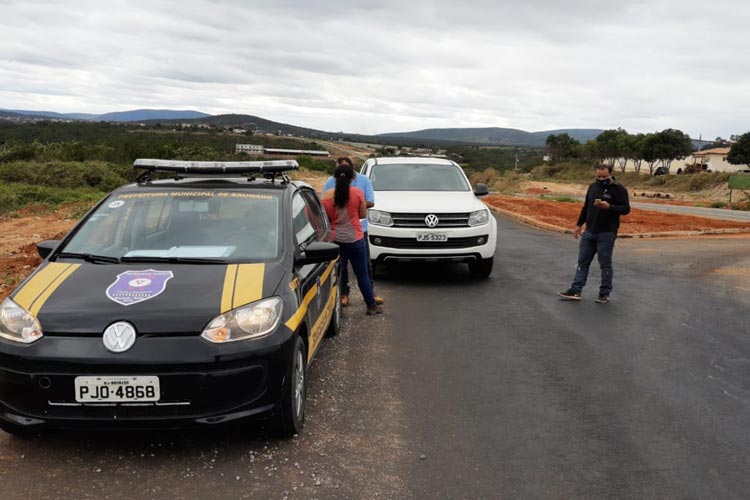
115,177,312,194
368,156,456,166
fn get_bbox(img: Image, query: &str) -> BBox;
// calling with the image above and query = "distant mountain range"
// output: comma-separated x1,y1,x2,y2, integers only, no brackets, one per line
377,127,605,146
1,108,607,146
0,108,210,122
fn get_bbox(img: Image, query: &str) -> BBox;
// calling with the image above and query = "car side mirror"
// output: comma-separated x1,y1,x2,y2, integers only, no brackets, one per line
474,183,489,197
37,240,60,259
297,241,340,265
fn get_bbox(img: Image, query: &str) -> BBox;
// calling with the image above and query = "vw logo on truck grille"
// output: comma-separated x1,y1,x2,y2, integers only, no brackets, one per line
102,321,137,353
424,214,440,228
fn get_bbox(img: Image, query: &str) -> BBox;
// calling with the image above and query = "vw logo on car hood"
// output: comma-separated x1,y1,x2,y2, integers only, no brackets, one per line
102,321,137,353
424,214,440,228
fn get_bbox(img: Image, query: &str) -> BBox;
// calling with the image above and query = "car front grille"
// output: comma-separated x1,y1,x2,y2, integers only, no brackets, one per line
371,235,488,249
391,212,471,228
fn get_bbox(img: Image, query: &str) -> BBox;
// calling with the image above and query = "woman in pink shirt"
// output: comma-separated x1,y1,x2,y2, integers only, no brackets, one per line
322,164,382,315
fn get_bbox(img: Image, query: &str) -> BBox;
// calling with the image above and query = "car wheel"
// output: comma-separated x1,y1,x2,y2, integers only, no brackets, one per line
0,420,39,438
276,335,307,437
468,257,493,279
326,283,341,337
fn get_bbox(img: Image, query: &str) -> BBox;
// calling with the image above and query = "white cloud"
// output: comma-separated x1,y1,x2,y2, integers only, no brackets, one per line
0,0,748,138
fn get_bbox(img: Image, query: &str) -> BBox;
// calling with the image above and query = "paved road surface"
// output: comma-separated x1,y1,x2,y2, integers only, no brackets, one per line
630,201,750,222
2,215,749,499
557,193,750,222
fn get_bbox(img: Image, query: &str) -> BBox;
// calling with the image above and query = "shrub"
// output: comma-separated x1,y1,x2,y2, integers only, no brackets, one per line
0,182,104,214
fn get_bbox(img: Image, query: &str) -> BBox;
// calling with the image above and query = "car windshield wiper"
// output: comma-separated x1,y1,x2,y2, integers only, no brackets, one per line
119,256,226,264
57,252,121,264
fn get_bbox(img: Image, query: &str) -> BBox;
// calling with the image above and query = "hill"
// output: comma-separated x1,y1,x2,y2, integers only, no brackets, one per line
378,127,604,146
1,108,209,122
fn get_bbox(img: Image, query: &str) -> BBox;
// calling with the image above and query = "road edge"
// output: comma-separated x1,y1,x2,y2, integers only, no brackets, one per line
488,206,750,239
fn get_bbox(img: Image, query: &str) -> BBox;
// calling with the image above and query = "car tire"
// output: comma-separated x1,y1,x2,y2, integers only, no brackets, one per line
275,335,307,437
0,420,39,438
468,257,493,279
370,260,379,279
326,283,341,337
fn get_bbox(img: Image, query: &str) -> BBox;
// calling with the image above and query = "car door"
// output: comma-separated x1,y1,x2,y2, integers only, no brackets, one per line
291,189,333,359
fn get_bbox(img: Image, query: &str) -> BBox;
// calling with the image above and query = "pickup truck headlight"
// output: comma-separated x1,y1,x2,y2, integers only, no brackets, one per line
368,210,394,227
0,297,43,344
468,209,490,227
201,297,283,343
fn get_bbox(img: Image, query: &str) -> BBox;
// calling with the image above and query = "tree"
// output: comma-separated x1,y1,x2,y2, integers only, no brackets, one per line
652,128,693,173
594,128,628,167
727,132,750,168
628,134,646,173
640,133,660,175
545,133,579,162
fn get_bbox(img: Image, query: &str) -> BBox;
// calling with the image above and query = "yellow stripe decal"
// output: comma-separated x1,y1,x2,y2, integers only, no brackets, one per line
308,284,337,361
284,259,337,332
220,264,238,313
13,263,74,312
232,263,265,308
28,263,80,316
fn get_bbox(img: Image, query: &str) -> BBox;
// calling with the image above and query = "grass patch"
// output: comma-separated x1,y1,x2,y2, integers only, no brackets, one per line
0,182,104,214
540,195,579,203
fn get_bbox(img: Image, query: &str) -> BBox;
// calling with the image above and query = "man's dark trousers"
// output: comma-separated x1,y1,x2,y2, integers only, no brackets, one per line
571,230,616,295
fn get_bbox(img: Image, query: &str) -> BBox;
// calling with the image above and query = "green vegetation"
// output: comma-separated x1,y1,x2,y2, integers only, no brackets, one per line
448,146,541,173
540,195,578,203
727,132,750,169
0,121,332,214
0,182,104,213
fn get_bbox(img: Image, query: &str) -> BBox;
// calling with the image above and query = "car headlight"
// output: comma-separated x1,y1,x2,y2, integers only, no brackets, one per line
201,297,283,343
0,297,43,344
468,209,490,227
368,210,394,227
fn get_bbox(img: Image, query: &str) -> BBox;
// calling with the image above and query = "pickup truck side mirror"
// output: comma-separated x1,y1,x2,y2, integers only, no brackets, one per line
474,183,489,197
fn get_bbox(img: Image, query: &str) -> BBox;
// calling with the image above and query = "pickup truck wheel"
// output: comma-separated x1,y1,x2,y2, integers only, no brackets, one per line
468,257,493,279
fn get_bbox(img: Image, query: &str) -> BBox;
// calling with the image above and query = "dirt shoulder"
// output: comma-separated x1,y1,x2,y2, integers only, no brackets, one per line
484,195,750,236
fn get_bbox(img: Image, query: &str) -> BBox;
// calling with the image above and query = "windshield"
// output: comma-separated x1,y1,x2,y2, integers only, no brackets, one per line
370,163,470,191
60,189,280,261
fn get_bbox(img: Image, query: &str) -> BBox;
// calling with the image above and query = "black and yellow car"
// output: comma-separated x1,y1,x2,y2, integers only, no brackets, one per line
0,159,340,436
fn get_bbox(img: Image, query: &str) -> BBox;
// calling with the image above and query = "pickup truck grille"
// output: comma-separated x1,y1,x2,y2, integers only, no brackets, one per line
391,212,471,228
371,235,488,249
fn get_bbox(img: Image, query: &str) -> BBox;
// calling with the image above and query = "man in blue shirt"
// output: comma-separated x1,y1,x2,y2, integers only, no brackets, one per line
323,157,383,307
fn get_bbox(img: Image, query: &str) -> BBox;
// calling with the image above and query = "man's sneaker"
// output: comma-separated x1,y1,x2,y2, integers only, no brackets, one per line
374,294,384,305
595,294,610,304
341,295,349,307
557,288,581,300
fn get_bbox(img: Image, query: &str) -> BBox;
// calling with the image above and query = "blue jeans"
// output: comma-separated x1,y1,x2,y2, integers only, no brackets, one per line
571,231,617,295
341,232,374,296
337,239,376,308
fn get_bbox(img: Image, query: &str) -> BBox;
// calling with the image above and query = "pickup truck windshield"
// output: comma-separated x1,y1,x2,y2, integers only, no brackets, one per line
370,164,470,191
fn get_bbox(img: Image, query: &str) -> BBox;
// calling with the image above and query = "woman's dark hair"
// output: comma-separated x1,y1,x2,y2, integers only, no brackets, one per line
334,164,355,208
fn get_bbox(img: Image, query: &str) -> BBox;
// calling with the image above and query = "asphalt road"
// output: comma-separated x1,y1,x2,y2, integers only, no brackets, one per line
630,201,750,222
2,215,750,499
560,194,750,222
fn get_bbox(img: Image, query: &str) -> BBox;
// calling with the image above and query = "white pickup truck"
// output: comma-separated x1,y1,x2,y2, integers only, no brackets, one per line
360,156,497,278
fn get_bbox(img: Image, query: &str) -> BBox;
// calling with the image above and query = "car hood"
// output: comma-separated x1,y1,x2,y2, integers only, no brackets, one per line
372,191,487,213
11,261,286,335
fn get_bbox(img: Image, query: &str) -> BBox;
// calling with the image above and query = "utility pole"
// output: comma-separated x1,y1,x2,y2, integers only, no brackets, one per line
514,153,519,170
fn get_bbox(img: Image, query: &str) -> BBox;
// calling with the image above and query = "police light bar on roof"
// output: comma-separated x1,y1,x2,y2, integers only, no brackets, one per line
133,159,299,174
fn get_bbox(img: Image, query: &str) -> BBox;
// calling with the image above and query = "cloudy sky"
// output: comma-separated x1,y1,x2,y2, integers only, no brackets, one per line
1,0,748,138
